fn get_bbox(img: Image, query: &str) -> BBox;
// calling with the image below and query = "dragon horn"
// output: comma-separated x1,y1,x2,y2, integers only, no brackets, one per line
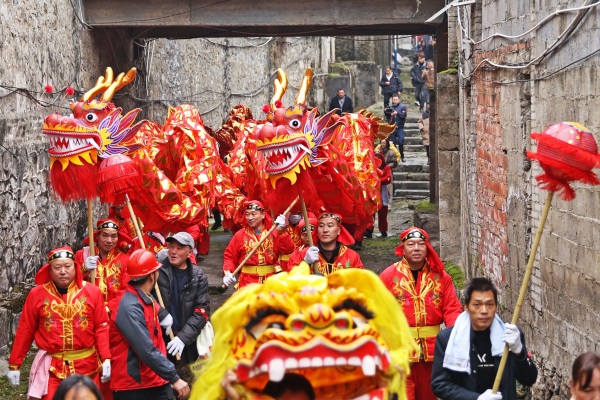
102,68,137,102
296,68,313,105
82,67,114,102
270,68,288,110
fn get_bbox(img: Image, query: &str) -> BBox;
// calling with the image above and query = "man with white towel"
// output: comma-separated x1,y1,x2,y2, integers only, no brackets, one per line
431,277,538,399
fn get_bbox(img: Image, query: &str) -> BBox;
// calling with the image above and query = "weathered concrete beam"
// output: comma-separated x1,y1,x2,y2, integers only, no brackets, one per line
82,0,443,38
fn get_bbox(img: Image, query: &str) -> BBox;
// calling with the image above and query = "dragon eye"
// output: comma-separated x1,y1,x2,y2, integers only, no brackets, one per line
288,119,301,129
266,322,285,330
85,113,98,122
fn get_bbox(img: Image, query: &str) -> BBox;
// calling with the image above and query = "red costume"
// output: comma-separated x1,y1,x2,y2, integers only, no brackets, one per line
76,219,131,307
289,244,364,275
223,200,294,288
379,227,462,400
76,247,130,306
223,226,294,287
9,247,110,400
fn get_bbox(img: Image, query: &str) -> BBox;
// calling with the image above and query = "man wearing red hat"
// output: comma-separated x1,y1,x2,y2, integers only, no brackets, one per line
7,246,111,400
75,218,131,307
380,227,462,400
110,249,190,399
222,200,294,288
290,212,364,275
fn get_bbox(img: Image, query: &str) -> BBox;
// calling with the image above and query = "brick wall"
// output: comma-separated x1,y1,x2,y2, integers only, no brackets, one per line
459,0,600,397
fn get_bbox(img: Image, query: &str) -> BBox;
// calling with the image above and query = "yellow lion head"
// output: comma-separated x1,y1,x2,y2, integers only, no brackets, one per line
193,263,416,400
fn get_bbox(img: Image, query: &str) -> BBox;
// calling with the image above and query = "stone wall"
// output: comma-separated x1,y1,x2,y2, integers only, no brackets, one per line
456,0,600,397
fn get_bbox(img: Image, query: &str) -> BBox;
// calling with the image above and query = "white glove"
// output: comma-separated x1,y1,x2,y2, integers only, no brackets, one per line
101,359,111,383
6,370,20,386
159,313,173,336
274,214,287,229
84,255,99,271
223,272,236,287
502,323,523,354
477,389,502,400
304,246,319,264
166,336,185,357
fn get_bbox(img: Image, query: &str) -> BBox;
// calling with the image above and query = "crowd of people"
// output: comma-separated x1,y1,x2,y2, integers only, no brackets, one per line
5,40,594,399
5,191,595,399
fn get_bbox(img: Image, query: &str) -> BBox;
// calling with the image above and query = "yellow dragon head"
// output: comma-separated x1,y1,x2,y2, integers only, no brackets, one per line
193,264,416,400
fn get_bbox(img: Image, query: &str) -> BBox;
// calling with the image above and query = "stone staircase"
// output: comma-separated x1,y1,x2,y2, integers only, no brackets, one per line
392,114,430,199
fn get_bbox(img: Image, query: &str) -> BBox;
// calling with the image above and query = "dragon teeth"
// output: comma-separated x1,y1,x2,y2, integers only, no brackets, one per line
361,355,376,376
268,359,285,382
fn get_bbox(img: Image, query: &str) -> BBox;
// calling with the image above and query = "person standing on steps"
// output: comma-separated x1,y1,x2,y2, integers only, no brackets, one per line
411,52,427,112
390,94,408,163
379,66,403,108
418,105,431,165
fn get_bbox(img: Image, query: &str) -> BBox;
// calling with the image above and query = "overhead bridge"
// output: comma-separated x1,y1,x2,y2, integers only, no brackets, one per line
81,0,445,38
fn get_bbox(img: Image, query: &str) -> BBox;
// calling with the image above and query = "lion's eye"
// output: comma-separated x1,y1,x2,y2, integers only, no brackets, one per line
288,119,301,129
85,113,98,122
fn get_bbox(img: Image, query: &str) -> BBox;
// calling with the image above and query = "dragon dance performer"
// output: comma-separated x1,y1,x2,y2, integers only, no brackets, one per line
75,219,132,308
7,246,111,400
279,211,312,271
379,227,462,400
289,212,364,275
222,200,294,288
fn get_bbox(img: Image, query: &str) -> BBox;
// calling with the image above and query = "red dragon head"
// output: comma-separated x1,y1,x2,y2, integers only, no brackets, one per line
42,67,143,201
256,69,342,189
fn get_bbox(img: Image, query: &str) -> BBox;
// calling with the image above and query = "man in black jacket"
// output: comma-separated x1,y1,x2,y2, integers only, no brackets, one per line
379,66,403,108
431,277,537,400
410,52,427,112
328,88,354,115
154,231,210,383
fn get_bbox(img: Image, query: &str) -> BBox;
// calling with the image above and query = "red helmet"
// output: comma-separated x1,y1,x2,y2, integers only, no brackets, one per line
127,249,161,278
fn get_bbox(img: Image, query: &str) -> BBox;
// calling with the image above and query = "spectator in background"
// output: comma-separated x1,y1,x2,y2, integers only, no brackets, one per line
421,59,435,111
389,94,408,162
379,66,403,108
424,37,436,62
411,52,427,112
375,152,392,238
328,88,354,115
570,352,600,400
418,106,431,165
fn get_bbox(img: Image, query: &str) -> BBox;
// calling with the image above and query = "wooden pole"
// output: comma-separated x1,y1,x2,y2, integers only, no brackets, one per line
222,196,300,288
492,191,553,393
125,194,179,359
299,196,314,247
87,201,96,283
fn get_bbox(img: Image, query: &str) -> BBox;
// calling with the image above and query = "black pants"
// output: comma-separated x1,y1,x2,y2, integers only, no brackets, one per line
414,84,425,109
114,384,174,400
383,92,395,107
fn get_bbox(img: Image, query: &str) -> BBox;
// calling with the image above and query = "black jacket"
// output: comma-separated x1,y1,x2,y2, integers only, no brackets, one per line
153,258,210,363
379,74,403,94
431,325,538,400
410,61,427,86
328,95,354,115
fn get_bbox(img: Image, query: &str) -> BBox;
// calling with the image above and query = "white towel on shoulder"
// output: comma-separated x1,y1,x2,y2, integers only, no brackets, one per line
443,311,506,374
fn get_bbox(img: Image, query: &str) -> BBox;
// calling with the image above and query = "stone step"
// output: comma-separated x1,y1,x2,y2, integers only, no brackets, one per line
404,136,424,145
404,144,427,152
394,172,430,181
395,162,429,173
394,189,430,199
394,180,430,191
